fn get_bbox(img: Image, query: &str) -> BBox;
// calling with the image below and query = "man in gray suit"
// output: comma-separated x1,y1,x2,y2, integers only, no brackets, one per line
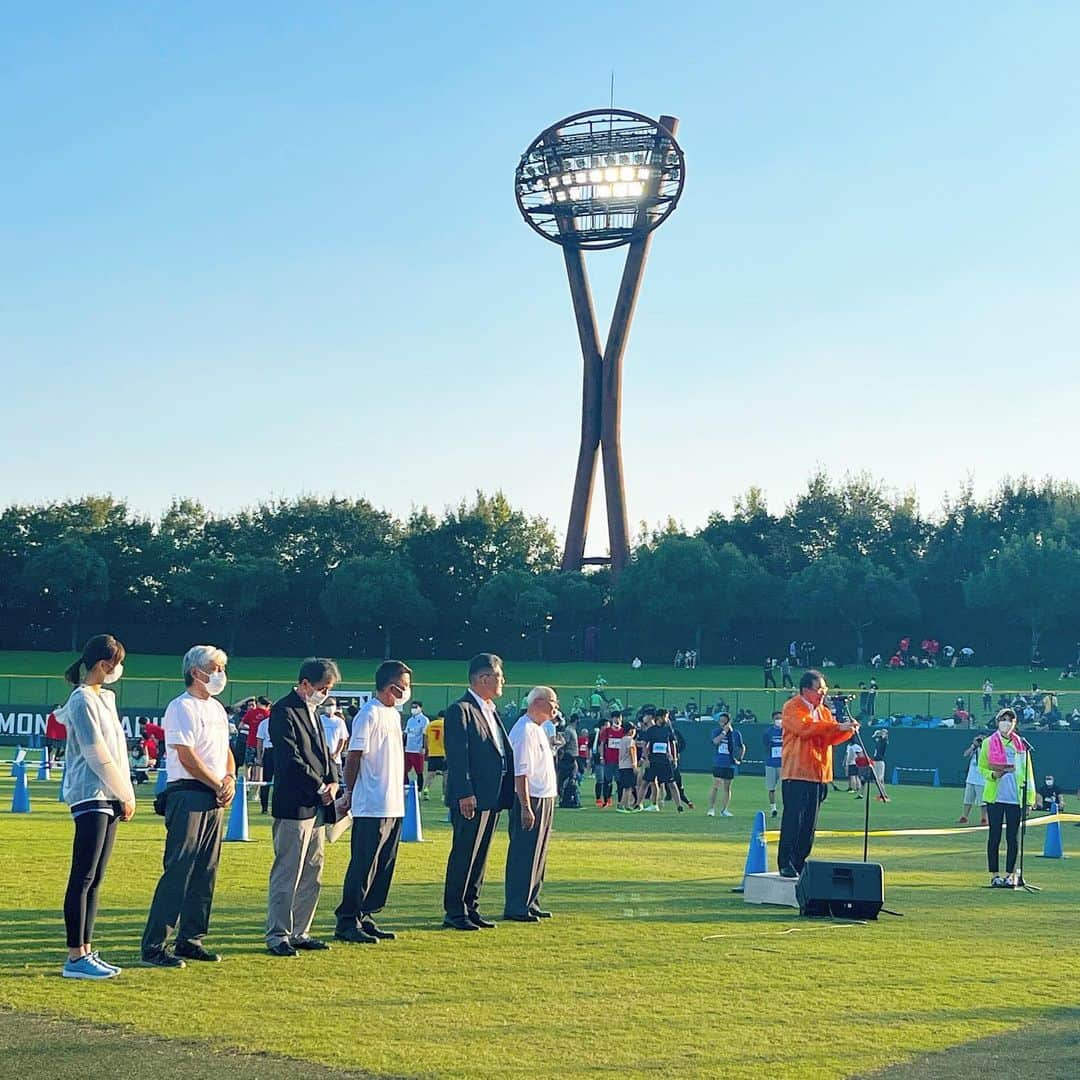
442,653,515,930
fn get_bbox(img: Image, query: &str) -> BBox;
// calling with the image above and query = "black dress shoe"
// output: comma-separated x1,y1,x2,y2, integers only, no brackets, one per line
334,926,378,944
528,908,553,919
360,920,396,941
141,947,186,969
779,865,799,879
442,916,479,931
175,942,221,962
267,940,298,957
290,936,331,951
467,912,496,929
503,912,540,923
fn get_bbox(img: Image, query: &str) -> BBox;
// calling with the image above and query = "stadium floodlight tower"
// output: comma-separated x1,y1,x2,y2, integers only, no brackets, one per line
515,108,685,575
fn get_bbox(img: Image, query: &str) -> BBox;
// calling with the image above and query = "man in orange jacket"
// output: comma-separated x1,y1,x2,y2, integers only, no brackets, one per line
778,670,858,877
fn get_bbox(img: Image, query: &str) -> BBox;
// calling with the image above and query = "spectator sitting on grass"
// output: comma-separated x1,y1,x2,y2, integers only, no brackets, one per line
130,741,151,784
1036,774,1065,811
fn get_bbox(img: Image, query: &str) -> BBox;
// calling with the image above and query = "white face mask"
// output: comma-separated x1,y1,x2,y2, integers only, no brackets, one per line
306,687,330,708
395,687,412,709
410,705,421,716
103,662,124,684
203,670,227,697
997,721,1013,735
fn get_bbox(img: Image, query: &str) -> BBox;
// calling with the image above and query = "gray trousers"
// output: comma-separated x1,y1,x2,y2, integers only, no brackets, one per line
503,795,554,917
141,788,223,954
334,816,402,930
266,816,324,946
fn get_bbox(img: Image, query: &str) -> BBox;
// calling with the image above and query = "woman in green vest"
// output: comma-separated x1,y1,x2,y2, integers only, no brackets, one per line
977,708,1036,888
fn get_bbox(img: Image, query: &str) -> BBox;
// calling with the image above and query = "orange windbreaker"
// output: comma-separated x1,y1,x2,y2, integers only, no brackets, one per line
780,695,853,783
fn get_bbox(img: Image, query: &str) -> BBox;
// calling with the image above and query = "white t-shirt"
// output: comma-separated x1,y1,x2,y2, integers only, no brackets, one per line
348,699,405,818
256,716,273,749
995,743,1022,805
321,712,349,763
164,692,230,782
468,689,505,754
965,753,985,787
404,712,429,753
509,715,557,799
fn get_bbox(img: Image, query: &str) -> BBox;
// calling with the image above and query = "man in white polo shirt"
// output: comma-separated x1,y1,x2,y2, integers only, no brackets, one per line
503,686,559,923
333,661,411,944
141,645,235,968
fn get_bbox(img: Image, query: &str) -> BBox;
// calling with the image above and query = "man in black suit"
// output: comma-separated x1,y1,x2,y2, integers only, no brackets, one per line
442,653,515,930
265,657,340,957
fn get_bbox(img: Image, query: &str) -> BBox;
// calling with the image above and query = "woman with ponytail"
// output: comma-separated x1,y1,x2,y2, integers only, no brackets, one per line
978,708,1036,888
59,634,136,979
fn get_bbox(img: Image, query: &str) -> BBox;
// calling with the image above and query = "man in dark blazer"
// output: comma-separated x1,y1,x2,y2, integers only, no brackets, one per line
265,657,340,956
442,653,515,930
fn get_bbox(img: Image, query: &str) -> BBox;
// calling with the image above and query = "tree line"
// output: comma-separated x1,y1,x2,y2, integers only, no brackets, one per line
2,475,1080,665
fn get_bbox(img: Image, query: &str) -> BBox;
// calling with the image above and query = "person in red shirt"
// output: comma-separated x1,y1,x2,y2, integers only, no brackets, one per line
577,727,590,778
143,734,159,767
240,697,271,775
143,719,165,744
45,705,67,766
596,711,626,808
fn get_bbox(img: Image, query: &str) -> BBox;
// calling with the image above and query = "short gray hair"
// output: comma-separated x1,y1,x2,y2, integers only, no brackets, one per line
183,645,229,686
527,685,557,707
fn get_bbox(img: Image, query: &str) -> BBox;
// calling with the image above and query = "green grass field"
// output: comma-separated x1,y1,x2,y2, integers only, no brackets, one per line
2,768,1078,1078
3,651,1078,719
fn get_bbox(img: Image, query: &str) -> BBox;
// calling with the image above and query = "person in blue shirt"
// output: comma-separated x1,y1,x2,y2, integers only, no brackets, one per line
762,711,784,817
707,713,744,818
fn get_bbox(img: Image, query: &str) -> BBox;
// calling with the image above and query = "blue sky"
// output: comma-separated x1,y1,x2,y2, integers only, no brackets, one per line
4,3,1079,551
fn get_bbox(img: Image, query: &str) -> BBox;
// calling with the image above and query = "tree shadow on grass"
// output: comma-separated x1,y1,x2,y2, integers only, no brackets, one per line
857,1006,1080,1080
0,1007,406,1079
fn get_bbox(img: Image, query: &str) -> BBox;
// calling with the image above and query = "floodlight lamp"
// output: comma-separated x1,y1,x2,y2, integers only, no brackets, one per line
514,107,685,250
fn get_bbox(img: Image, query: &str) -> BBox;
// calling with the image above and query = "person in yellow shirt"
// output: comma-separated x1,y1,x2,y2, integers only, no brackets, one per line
778,670,857,878
425,711,447,802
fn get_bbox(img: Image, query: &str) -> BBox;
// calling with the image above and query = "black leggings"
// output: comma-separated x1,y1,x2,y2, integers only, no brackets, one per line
986,802,1022,874
63,811,119,948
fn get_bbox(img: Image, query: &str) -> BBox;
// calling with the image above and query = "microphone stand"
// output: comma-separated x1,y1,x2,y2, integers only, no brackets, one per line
1015,753,1040,893
851,725,889,863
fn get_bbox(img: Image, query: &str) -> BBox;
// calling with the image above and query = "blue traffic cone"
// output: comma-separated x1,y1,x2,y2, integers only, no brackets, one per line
155,764,168,794
224,774,251,842
10,763,31,813
1039,801,1065,859
36,748,51,782
402,781,424,842
733,810,768,892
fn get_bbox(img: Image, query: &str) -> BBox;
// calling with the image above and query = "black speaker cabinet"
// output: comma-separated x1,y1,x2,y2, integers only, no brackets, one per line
795,860,884,919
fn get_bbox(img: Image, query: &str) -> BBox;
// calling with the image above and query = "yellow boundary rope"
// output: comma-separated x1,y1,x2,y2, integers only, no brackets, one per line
761,812,1080,841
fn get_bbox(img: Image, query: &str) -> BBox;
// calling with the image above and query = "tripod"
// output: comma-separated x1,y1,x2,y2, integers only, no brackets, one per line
851,726,890,863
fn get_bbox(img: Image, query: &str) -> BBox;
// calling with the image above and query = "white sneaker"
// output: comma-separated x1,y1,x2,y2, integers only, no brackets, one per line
706,808,716,817
720,809,734,818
